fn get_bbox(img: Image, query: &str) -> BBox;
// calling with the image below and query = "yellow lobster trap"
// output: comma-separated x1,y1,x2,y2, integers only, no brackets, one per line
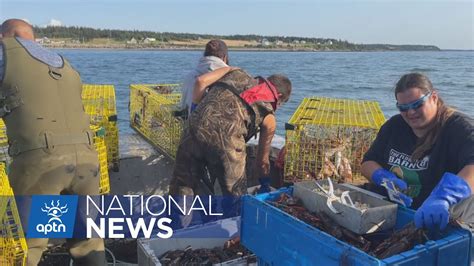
0,163,28,266
129,84,183,159
284,97,385,184
82,84,120,171
90,125,110,195
0,119,10,166
0,128,108,265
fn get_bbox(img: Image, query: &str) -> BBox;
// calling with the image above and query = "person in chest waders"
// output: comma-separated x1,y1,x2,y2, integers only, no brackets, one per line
169,68,291,215
0,19,104,265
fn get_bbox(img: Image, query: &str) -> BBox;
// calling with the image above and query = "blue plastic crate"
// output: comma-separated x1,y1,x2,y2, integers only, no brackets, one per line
138,217,258,265
241,187,472,266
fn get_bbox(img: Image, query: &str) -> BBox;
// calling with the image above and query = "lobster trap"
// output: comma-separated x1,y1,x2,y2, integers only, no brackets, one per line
284,97,385,184
0,163,28,266
129,84,183,159
0,119,10,166
91,125,110,195
82,84,120,171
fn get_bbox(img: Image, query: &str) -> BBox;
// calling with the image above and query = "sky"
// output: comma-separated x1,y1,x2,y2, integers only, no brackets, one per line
1,0,473,50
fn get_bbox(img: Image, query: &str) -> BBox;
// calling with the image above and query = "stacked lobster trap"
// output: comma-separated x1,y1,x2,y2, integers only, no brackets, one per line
90,125,110,195
129,84,183,159
0,121,26,265
0,120,10,166
0,163,28,266
82,84,120,171
284,97,385,184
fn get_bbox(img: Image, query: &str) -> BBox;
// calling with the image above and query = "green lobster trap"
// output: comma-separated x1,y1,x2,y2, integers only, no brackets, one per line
129,84,183,159
82,84,120,171
284,97,386,184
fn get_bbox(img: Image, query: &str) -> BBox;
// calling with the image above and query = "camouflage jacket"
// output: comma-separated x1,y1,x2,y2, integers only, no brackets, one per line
189,69,274,146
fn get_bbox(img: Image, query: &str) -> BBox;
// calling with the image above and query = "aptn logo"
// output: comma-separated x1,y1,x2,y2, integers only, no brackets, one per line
36,200,69,234
27,195,78,238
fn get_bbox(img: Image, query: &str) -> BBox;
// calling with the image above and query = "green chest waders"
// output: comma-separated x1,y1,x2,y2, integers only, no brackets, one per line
1,37,93,156
0,38,104,266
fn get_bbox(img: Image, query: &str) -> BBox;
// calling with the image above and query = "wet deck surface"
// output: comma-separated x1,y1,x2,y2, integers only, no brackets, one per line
110,133,174,195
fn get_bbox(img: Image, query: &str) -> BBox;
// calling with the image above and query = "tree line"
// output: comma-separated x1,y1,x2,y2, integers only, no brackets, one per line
33,26,440,51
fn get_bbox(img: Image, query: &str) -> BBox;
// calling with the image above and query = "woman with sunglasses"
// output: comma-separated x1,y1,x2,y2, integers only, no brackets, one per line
361,72,474,232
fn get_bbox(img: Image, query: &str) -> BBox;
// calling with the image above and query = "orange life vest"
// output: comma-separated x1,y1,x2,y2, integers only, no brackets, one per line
240,76,279,111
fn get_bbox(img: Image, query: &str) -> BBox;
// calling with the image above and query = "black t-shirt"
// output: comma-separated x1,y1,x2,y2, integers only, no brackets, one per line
363,112,474,208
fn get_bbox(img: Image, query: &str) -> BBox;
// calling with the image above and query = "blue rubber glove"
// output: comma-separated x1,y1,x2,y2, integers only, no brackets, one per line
415,172,471,230
257,177,271,194
371,168,413,207
372,168,407,189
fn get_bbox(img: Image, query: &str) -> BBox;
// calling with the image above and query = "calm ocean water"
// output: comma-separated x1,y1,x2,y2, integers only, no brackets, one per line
58,49,474,137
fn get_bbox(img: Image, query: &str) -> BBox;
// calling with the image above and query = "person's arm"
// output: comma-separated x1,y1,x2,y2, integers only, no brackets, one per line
457,164,474,192
456,116,474,190
415,165,473,230
361,160,384,182
256,114,276,177
361,118,412,206
192,66,239,104
361,120,392,182
414,116,474,230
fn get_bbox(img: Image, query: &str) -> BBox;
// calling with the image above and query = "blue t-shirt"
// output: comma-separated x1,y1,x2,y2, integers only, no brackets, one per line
0,37,63,81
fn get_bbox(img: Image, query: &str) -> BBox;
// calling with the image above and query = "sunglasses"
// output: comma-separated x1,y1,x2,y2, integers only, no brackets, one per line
396,91,432,112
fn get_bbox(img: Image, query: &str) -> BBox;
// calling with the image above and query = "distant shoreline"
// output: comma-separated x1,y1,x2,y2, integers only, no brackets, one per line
35,25,451,52
43,43,347,52
49,46,471,52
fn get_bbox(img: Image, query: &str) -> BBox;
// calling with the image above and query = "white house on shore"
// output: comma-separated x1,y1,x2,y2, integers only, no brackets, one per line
143,38,156,44
127,37,138,44
35,37,51,44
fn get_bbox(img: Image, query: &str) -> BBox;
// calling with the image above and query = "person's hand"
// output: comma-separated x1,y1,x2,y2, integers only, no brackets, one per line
415,197,450,230
275,146,286,170
371,168,412,207
257,158,271,177
415,172,471,230
229,66,240,72
257,177,271,194
371,168,407,189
